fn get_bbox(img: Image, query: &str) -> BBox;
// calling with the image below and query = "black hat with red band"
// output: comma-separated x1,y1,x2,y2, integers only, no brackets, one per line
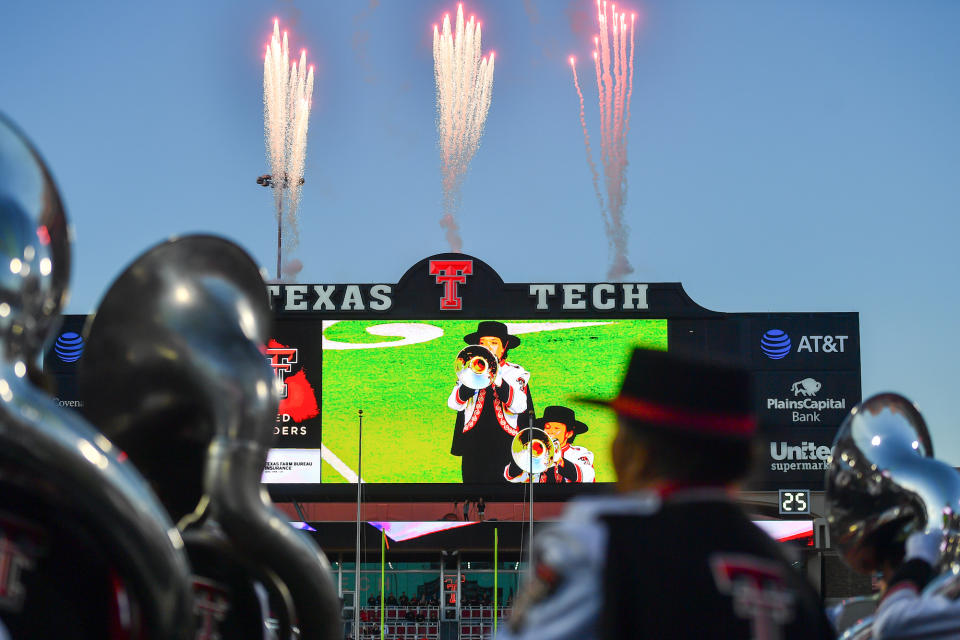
581,348,756,440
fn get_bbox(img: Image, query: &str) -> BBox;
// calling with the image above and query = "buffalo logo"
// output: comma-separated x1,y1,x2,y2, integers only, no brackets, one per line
790,378,821,397
710,554,794,640
760,330,791,360
54,331,84,363
429,259,473,311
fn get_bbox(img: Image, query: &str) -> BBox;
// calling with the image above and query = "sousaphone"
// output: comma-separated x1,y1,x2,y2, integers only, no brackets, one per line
826,392,960,638
0,113,194,638
79,235,341,640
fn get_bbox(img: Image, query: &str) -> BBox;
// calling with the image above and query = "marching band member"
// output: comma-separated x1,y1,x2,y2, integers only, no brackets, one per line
448,321,534,483
826,392,960,639
498,349,833,640
871,529,960,638
504,406,595,483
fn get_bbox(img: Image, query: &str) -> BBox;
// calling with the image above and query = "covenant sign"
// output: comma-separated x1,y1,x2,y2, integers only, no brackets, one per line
44,253,860,499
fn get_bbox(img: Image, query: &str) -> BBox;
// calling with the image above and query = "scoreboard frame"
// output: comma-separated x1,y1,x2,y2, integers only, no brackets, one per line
44,253,860,502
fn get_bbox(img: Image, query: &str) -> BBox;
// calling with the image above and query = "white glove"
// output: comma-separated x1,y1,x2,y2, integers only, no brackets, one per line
551,439,562,464
494,366,503,388
905,529,944,566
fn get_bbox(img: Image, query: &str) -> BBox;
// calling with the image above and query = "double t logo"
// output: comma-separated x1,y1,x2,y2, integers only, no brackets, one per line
266,347,298,399
429,260,473,311
710,554,795,640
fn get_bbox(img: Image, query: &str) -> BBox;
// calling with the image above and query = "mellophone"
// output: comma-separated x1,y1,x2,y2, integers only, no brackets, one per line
0,114,340,639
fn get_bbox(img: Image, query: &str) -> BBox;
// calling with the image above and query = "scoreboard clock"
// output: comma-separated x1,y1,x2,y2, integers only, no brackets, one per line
779,489,811,515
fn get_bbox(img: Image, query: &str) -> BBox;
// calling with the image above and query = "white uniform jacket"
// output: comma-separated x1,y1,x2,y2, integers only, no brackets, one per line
873,569,960,639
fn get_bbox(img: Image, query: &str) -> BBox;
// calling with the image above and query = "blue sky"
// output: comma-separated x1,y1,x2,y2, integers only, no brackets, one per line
3,1,959,461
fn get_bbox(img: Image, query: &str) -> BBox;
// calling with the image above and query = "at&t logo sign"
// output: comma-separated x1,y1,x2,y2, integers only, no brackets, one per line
761,329,849,360
760,330,791,360
54,331,84,363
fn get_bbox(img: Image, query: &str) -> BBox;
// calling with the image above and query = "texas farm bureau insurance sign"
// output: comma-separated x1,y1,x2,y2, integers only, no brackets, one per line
44,253,860,497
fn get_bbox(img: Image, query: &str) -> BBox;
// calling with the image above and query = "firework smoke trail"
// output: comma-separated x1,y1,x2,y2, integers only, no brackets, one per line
570,58,606,234
570,1,635,279
433,3,495,252
263,19,314,278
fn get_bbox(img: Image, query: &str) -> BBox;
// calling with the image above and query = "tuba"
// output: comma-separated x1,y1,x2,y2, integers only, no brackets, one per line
78,235,341,640
511,428,558,475
455,344,499,390
0,113,194,638
826,392,960,638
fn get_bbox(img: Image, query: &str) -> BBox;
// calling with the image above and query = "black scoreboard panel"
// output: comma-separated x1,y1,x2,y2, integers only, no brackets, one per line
44,253,860,500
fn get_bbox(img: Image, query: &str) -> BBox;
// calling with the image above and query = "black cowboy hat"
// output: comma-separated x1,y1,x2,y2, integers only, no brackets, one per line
579,348,755,440
535,406,588,436
463,321,520,350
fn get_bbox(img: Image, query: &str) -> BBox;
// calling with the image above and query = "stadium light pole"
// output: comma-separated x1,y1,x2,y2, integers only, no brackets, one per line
528,413,534,582
256,173,304,280
355,409,363,640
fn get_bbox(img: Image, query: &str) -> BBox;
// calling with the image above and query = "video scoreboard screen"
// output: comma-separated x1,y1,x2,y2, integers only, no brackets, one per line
44,253,860,499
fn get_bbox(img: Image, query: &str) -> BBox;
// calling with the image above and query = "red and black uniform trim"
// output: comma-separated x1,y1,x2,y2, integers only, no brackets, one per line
461,383,518,437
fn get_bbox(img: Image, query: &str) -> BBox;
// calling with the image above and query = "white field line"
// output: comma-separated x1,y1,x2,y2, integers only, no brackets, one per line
321,444,364,483
322,320,444,350
321,320,615,350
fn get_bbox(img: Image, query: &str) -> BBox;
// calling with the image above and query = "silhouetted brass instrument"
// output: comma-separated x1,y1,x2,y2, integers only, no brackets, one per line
455,344,499,390
826,392,960,639
0,113,194,638
79,235,341,640
511,428,559,475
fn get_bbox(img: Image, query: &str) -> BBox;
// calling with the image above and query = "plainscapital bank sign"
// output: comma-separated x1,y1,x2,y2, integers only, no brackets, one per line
45,253,861,497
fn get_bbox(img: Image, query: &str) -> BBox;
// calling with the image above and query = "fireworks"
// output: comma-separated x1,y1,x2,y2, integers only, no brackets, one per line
433,4,495,252
263,19,314,279
570,1,635,280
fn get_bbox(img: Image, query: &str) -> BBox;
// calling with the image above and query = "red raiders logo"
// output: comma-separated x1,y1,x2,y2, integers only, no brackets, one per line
192,577,230,640
429,260,473,310
266,340,319,423
265,345,298,398
710,554,795,640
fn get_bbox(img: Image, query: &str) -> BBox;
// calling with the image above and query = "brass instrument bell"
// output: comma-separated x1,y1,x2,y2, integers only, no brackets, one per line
455,344,499,390
511,428,558,475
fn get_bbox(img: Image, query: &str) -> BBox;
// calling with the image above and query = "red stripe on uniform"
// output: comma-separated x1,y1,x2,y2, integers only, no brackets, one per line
610,396,755,437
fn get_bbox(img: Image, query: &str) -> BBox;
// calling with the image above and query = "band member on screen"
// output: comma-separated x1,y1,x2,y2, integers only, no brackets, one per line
504,406,595,483
448,321,534,483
